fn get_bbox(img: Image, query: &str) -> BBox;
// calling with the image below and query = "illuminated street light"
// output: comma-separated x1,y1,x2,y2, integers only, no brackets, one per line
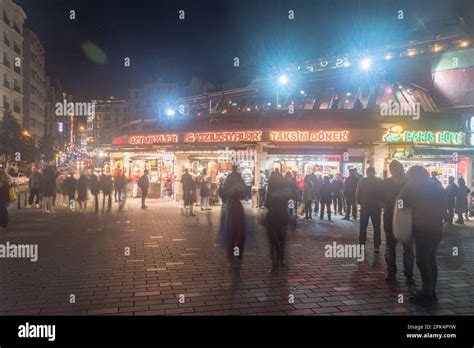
360,58,372,71
166,108,175,117
278,75,288,85
22,130,31,137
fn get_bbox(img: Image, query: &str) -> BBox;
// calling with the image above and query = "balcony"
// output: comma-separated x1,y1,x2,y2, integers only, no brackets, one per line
4,80,10,89
3,101,10,110
13,23,21,35
3,58,11,68
13,44,20,55
13,66,20,74
3,13,10,26
13,105,20,113
3,37,10,47
13,85,21,93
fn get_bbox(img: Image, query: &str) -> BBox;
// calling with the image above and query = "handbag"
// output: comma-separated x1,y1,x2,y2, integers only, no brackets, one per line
392,196,412,243
8,186,17,203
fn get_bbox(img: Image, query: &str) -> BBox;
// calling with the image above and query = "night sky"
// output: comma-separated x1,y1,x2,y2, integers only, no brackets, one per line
16,0,474,101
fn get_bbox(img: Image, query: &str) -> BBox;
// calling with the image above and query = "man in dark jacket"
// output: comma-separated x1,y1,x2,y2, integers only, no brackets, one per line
138,170,150,209
63,172,77,212
265,169,292,272
319,177,333,221
331,174,344,215
445,176,457,225
400,166,445,306
28,168,42,208
89,170,100,213
356,167,383,252
343,168,360,220
100,169,113,212
182,169,196,216
382,160,414,283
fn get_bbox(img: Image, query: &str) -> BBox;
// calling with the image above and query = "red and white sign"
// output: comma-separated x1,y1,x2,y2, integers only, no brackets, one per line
269,130,349,142
128,134,178,145
184,131,262,143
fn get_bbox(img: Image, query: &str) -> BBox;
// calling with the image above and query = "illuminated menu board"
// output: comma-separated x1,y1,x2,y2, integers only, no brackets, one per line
184,131,262,143
269,130,349,142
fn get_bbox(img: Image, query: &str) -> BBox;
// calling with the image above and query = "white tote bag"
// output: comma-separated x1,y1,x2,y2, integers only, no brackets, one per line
392,198,412,243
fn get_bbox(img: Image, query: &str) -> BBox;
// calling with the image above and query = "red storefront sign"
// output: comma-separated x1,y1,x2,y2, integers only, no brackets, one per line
269,130,349,142
128,134,179,145
184,130,262,143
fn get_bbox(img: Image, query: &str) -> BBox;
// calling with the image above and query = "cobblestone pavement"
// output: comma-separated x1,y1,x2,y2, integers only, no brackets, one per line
0,196,473,316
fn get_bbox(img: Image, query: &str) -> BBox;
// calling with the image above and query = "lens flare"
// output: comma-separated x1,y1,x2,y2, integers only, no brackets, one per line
81,40,107,64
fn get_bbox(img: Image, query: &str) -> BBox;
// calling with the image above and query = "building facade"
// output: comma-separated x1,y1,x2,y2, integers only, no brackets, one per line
88,97,127,147
22,27,46,145
0,0,25,125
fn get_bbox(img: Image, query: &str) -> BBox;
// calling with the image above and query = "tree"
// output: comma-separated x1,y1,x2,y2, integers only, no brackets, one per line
0,108,37,165
38,136,56,163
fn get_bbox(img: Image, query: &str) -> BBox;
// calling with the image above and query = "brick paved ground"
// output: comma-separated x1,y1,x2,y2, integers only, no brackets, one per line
0,195,473,316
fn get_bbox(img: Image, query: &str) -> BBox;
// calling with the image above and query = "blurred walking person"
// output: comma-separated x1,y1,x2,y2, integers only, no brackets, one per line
264,169,292,272
77,172,89,213
0,166,12,229
257,170,267,208
115,173,128,212
89,169,100,214
55,170,67,206
199,168,211,211
356,167,383,252
400,166,445,306
455,177,470,224
27,167,42,208
445,176,457,225
343,168,360,220
40,166,57,214
382,160,414,283
220,165,247,264
331,174,344,215
138,170,150,209
63,171,77,212
182,168,196,216
100,169,113,212
303,175,315,220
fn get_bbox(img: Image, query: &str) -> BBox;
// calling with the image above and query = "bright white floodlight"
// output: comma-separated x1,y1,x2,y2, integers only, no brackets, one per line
278,75,288,85
360,58,372,71
166,108,175,117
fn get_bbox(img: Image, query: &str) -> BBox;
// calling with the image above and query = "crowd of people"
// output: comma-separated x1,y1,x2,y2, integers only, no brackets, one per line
197,161,472,307
1,160,472,307
4,164,151,217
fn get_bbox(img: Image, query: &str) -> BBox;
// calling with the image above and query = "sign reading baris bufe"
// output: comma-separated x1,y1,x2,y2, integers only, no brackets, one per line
269,130,349,142
184,131,262,142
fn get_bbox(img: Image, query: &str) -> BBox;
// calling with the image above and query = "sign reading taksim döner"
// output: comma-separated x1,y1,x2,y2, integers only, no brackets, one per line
128,134,179,145
383,126,465,145
184,131,262,143
269,130,349,142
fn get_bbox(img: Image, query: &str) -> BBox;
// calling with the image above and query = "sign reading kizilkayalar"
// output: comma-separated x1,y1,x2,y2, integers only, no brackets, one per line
383,126,465,145
269,130,349,142
184,131,262,143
